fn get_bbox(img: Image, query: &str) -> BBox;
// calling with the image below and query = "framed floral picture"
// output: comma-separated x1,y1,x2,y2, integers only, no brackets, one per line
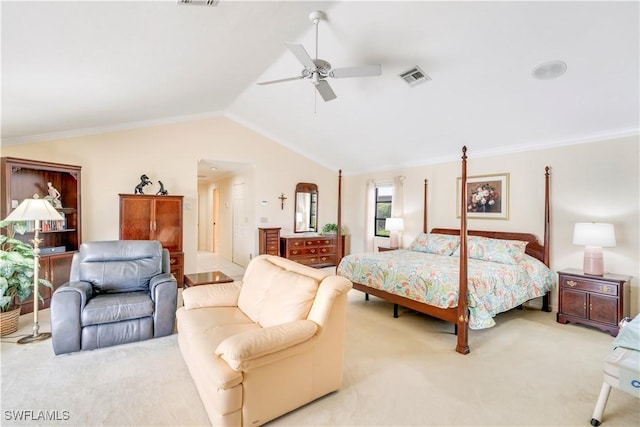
456,173,509,219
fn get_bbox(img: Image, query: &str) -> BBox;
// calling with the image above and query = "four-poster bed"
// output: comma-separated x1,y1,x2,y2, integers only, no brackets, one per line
335,146,555,354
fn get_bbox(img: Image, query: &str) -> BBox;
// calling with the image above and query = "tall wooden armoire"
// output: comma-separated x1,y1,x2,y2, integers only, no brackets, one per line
119,194,183,286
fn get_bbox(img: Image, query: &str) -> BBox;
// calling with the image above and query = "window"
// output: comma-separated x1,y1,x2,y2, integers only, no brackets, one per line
374,184,393,237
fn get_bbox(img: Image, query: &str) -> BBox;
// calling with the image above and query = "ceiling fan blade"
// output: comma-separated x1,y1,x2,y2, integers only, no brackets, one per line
256,76,304,85
315,80,337,102
330,64,382,78
285,42,317,70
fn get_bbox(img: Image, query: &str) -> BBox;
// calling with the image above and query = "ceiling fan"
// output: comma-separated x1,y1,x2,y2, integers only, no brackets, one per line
257,10,382,102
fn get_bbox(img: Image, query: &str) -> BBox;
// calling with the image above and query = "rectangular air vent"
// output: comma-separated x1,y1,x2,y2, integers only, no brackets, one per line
177,0,218,6
399,66,431,87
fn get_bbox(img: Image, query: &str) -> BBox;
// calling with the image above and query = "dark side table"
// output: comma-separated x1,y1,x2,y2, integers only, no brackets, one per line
183,271,234,289
557,268,631,336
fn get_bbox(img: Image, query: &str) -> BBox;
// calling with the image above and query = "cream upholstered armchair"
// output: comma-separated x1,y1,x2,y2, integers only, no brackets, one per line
176,254,353,427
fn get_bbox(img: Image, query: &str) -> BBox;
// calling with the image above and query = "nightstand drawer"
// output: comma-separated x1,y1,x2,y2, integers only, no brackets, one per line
560,276,618,296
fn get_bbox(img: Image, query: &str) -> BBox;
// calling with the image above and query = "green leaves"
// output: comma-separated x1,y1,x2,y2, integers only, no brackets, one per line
0,222,53,312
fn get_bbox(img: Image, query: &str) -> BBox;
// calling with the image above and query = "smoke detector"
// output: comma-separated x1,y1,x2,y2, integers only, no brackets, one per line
399,66,431,87
532,60,567,80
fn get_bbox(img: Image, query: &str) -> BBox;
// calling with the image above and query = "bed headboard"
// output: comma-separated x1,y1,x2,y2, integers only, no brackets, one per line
429,228,546,263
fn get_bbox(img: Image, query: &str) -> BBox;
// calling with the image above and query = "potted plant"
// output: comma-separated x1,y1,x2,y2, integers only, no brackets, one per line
0,220,53,336
321,223,345,235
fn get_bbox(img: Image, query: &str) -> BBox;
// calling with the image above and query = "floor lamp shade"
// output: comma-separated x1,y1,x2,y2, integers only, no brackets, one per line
2,195,64,344
572,223,616,276
385,217,404,249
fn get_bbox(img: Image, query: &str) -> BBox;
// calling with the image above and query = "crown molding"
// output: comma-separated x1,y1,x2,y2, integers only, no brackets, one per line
1,111,225,146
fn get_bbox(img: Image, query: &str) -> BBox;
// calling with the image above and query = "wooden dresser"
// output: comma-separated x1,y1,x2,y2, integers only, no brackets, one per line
280,234,345,268
258,227,281,256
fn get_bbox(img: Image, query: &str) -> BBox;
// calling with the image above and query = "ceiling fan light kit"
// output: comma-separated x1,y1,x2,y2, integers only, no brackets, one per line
256,10,382,102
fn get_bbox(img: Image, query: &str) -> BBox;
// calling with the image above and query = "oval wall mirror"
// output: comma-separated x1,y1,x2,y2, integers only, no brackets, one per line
294,183,318,233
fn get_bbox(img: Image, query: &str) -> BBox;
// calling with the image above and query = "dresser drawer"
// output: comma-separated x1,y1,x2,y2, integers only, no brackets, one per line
304,238,335,247
294,254,336,267
170,251,184,268
560,276,618,296
288,246,335,257
169,251,184,287
264,242,279,254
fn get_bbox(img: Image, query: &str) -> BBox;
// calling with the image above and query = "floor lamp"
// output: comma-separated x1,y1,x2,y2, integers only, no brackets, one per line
3,195,64,344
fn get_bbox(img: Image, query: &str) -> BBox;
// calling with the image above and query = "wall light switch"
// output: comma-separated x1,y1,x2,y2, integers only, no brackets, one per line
260,217,268,223
11,200,19,209
260,200,268,207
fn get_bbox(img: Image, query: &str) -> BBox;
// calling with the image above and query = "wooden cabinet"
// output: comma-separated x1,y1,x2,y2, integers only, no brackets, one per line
1,157,81,314
557,268,631,336
119,194,183,286
258,228,281,256
280,234,345,268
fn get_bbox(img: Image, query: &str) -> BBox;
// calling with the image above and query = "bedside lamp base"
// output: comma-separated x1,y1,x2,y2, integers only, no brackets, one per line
583,246,604,276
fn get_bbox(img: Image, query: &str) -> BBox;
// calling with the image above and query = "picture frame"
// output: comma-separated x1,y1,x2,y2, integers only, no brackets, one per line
457,173,509,219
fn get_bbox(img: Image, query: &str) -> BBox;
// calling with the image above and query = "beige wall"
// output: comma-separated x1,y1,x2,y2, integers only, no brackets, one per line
342,136,640,315
3,120,638,315
1,116,341,273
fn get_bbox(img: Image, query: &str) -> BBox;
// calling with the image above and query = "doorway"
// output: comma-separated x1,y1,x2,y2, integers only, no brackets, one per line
197,159,254,267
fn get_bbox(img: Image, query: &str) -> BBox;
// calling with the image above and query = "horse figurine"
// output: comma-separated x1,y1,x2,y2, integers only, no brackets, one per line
156,181,169,196
134,174,152,194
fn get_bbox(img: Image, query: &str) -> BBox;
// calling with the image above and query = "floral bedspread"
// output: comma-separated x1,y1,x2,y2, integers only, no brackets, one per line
337,250,556,329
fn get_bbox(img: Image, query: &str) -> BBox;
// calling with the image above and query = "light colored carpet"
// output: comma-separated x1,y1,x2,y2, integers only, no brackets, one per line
1,290,638,426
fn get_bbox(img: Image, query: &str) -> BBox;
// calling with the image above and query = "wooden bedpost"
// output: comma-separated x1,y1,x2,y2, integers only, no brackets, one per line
542,166,551,312
423,179,428,233
336,169,343,268
456,146,470,355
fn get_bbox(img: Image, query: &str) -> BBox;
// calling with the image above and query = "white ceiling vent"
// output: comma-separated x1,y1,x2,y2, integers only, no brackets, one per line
399,66,431,87
177,0,218,6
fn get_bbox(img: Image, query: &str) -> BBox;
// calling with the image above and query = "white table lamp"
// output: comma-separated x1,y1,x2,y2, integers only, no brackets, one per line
3,195,64,343
573,222,616,276
385,217,404,249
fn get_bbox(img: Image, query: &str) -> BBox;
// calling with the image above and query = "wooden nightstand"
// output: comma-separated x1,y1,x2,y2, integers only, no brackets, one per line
378,246,398,252
557,268,631,336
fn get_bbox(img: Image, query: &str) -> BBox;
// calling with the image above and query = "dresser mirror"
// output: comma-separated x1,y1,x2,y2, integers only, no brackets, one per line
294,183,318,233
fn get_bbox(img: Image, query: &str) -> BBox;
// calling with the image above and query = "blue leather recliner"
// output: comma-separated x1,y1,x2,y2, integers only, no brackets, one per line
50,240,177,355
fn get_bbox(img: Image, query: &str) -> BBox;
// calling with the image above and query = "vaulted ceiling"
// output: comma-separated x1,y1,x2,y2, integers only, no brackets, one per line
3,1,639,175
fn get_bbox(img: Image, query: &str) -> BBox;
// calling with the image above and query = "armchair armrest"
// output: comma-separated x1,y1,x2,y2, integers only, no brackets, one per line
150,273,178,338
215,319,318,371
54,280,93,307
50,281,93,355
182,281,242,309
149,273,176,301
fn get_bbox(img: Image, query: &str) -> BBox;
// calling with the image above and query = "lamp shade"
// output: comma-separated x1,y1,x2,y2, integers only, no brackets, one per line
572,223,616,247
385,217,404,232
3,196,64,222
